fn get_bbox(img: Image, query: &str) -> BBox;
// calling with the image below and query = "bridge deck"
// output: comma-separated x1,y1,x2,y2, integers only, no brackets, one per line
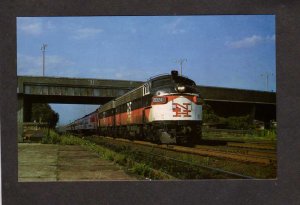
18,76,276,104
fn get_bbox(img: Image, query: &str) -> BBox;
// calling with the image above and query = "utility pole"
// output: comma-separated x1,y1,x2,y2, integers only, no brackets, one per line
261,72,273,91
41,44,47,76
176,58,187,76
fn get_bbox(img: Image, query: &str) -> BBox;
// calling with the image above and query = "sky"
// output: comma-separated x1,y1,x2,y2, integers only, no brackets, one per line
17,15,276,125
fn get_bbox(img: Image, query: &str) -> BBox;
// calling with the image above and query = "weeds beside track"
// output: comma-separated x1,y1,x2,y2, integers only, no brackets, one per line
86,136,276,179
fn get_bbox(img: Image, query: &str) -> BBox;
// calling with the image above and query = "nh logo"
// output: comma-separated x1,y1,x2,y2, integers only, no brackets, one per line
172,103,191,117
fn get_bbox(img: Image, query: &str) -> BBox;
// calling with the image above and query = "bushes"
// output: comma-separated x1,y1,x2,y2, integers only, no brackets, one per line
203,104,253,129
132,163,151,176
257,129,276,140
42,129,61,144
220,115,254,130
60,134,78,145
203,112,254,130
42,131,85,145
202,105,220,124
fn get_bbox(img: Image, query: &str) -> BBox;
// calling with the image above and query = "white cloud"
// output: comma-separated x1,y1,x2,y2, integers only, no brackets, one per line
107,68,147,81
17,18,56,36
17,53,75,76
18,18,43,35
71,28,103,40
17,54,41,75
115,72,124,79
266,34,276,41
163,18,186,35
78,67,153,81
226,35,263,48
225,34,275,49
130,28,137,34
46,21,56,30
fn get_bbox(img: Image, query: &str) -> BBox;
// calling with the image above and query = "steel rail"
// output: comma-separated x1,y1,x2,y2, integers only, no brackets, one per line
125,139,276,165
91,136,276,165
135,150,255,179
227,142,276,150
88,137,255,179
193,145,276,160
158,144,275,165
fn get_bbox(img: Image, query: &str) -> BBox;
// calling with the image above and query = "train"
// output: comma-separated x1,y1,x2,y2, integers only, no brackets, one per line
66,70,203,144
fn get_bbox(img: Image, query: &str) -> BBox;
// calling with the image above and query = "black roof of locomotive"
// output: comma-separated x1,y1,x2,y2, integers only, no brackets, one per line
147,73,196,86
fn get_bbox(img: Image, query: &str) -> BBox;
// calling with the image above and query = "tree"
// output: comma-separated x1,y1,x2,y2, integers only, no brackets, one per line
31,103,59,128
202,103,220,124
202,103,254,129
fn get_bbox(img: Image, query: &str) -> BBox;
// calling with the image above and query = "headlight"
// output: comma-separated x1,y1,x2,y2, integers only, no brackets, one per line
176,85,186,92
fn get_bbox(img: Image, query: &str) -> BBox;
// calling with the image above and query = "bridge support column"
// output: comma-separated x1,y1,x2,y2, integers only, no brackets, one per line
17,95,24,142
17,95,32,142
23,98,32,122
251,104,256,121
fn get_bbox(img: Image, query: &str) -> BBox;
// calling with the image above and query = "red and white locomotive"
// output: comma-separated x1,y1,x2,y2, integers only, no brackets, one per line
67,70,203,144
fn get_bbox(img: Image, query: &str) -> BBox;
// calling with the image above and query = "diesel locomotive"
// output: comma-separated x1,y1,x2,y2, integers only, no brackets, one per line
66,70,203,144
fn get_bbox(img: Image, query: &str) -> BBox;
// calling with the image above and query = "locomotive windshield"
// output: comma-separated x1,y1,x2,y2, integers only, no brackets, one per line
150,74,198,94
173,75,196,86
151,76,172,88
151,75,196,88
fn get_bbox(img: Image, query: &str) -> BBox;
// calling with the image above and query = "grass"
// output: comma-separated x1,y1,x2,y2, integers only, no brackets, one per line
88,137,276,179
41,130,175,180
41,130,276,179
41,129,61,144
202,129,277,142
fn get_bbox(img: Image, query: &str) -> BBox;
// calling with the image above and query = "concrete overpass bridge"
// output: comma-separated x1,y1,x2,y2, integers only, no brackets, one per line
17,76,276,141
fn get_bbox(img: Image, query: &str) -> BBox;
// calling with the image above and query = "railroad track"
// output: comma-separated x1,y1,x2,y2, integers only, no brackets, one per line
134,150,254,179
227,142,276,150
86,136,256,179
194,145,276,159
157,144,276,165
91,136,276,165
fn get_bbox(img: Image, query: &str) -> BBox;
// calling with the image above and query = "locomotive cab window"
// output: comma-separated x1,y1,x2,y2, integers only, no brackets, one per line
151,77,173,88
174,76,196,86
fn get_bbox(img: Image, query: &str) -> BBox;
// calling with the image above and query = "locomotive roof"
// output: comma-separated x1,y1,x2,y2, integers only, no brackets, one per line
148,74,196,85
